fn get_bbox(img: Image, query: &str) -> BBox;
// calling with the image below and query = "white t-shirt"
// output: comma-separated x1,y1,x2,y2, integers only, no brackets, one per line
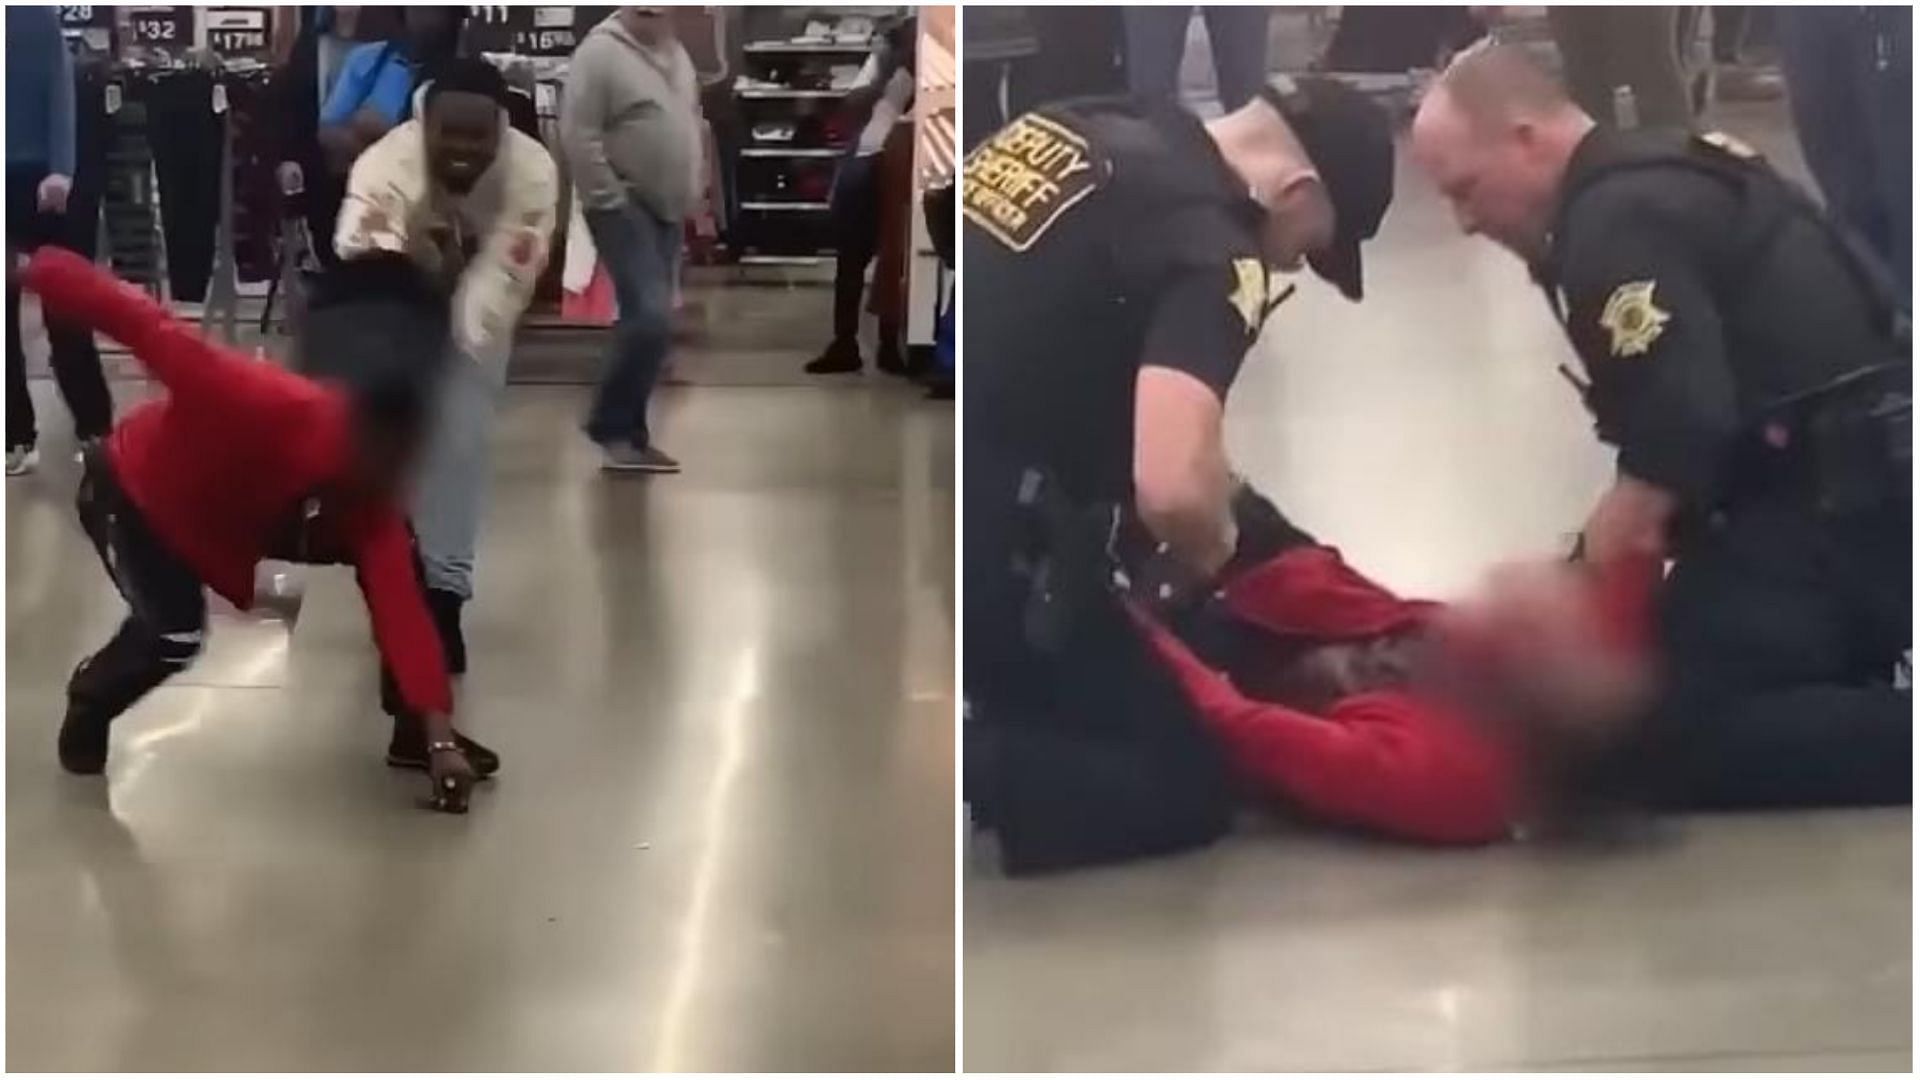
853,54,915,158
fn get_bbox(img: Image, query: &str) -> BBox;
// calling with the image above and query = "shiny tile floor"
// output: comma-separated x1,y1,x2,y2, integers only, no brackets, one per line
7,377,954,1071
963,99,1911,1071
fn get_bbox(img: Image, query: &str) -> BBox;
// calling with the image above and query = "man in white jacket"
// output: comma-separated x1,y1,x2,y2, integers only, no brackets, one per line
336,58,559,681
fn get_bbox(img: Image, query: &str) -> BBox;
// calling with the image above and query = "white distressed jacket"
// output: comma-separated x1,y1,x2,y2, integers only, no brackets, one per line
335,118,560,365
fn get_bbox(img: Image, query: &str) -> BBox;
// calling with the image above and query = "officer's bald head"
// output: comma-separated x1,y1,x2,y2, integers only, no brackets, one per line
1410,43,1595,260
1424,42,1579,132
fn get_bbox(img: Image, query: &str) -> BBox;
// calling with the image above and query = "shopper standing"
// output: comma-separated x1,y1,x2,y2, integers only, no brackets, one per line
1124,7,1273,112
805,16,917,376
6,5,113,477
1542,7,1694,132
1778,6,1912,299
560,6,702,473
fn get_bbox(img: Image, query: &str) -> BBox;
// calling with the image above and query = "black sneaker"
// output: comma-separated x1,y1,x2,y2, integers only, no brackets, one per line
804,339,863,375
58,705,112,775
387,722,501,778
876,344,910,376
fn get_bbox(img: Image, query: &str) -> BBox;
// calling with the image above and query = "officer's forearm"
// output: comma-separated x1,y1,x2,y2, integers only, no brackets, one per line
1581,475,1678,565
1135,366,1238,577
1136,469,1238,578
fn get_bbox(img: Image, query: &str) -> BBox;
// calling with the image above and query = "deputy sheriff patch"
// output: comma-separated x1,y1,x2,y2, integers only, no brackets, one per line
1599,280,1670,358
963,114,1101,252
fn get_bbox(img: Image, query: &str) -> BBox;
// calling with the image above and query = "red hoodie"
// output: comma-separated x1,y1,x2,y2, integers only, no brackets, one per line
1135,546,1662,845
27,248,452,716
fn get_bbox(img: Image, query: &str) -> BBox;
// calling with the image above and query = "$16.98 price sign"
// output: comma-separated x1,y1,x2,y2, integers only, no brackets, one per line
127,6,193,47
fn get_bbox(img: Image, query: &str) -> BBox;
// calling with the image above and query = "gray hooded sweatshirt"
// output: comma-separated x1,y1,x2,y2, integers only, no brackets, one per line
560,15,701,223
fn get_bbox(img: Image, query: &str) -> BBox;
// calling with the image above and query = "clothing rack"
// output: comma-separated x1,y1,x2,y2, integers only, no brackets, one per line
82,58,273,347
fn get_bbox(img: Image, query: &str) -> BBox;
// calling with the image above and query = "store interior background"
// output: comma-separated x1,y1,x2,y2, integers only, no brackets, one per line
962,7,1911,1074
7,4,954,1072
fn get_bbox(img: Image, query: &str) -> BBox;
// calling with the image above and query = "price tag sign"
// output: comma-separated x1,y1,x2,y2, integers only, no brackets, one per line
512,26,578,55
206,7,271,59
511,8,578,56
59,4,114,50
127,6,193,48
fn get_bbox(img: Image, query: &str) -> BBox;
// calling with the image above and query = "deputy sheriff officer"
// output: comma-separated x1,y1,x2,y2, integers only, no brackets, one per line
963,77,1395,874
1411,44,1911,810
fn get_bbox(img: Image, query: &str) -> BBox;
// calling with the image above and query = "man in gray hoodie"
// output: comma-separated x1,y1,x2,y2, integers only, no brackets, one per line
560,6,702,473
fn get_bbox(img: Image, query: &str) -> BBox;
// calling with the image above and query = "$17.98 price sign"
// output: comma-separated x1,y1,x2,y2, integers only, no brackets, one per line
206,8,272,59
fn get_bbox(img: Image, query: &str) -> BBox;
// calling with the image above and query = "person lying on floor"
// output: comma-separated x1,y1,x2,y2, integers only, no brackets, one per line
1133,490,1911,846
18,247,497,813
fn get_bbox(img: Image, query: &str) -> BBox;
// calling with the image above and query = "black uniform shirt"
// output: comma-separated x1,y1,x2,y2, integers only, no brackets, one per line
1537,127,1901,503
963,98,1283,504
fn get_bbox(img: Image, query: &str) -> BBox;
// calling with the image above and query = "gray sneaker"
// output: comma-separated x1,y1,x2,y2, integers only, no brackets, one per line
5,445,38,477
600,442,682,474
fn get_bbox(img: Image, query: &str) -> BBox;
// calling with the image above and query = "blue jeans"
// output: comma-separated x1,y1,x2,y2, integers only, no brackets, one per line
1779,6,1912,300
413,342,510,600
1122,6,1271,112
583,200,679,448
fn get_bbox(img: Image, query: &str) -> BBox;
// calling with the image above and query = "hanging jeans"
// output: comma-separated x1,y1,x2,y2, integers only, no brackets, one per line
1778,6,1912,300
141,71,226,303
1123,6,1272,112
6,165,114,451
582,197,679,450
412,342,511,602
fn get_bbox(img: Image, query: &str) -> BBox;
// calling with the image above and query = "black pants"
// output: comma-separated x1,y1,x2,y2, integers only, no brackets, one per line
1646,495,1912,809
6,166,114,451
67,450,208,733
964,462,1238,875
829,153,895,349
142,71,226,304
71,449,458,741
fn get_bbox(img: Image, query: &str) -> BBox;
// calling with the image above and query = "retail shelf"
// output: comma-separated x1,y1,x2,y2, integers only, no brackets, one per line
740,147,843,158
738,254,832,266
744,39,874,54
737,87,850,100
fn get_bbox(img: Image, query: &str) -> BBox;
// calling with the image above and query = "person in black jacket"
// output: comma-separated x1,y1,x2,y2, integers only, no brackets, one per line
1411,43,1910,810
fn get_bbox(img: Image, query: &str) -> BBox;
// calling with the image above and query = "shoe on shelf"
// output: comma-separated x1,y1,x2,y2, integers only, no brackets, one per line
388,720,501,778
804,338,863,375
6,445,39,476
601,441,682,474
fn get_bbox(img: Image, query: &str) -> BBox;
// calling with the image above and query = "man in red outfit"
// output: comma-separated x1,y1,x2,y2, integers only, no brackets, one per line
1134,486,1661,845
20,247,494,812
